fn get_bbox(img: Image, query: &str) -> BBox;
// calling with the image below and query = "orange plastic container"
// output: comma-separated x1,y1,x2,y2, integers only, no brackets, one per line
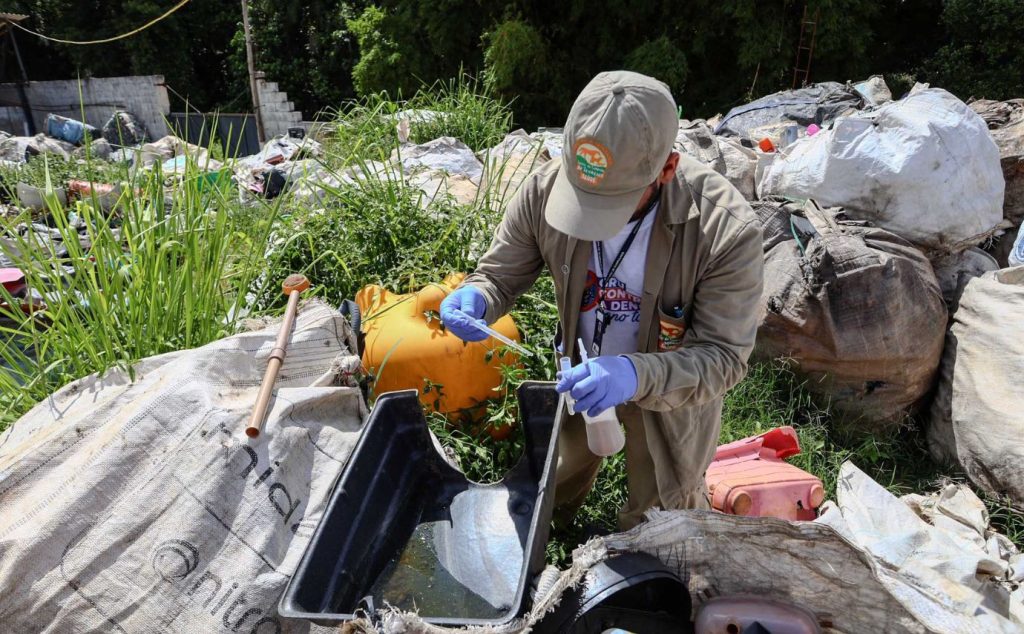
356,273,522,426
705,426,824,521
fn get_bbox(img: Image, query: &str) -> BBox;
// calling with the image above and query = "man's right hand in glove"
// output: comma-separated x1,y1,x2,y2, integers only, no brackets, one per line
440,285,488,342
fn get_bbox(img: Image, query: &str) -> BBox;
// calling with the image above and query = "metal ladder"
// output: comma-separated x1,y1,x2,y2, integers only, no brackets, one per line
792,5,821,89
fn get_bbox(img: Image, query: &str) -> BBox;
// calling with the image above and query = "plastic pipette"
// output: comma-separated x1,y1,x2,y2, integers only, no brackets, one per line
578,338,590,364
559,356,575,415
453,309,535,357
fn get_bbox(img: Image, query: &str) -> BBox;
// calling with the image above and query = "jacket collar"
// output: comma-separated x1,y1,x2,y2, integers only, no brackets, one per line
661,168,699,225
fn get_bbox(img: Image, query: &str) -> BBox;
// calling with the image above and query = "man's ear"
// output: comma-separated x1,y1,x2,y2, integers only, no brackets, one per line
658,152,680,185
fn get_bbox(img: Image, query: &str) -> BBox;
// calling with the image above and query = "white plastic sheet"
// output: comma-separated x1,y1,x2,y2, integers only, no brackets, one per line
394,137,483,182
817,462,1022,633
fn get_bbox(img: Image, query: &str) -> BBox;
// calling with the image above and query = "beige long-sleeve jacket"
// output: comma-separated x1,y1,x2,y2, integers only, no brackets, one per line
464,155,764,506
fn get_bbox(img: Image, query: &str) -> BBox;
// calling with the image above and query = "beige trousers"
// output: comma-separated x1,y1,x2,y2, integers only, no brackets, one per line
553,402,710,531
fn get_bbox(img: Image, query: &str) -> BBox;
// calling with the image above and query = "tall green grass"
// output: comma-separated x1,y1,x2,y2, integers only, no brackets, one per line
0,155,276,425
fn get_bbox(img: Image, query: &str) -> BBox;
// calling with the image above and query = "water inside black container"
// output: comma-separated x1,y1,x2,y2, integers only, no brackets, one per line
278,384,561,627
368,522,503,618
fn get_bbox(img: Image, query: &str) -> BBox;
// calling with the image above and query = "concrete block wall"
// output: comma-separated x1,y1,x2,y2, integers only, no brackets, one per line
256,79,303,138
0,75,170,138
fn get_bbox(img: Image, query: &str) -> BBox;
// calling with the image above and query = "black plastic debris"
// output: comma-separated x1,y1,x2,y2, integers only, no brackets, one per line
102,111,149,147
533,552,693,634
715,82,863,140
261,168,289,199
278,382,563,627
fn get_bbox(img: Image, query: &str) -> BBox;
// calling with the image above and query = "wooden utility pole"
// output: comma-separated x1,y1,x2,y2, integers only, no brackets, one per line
1,14,36,135
240,0,265,143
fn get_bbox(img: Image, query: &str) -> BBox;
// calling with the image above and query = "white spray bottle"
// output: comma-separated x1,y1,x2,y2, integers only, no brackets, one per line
575,339,625,457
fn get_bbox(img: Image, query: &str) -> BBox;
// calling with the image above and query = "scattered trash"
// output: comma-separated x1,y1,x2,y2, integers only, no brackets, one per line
705,426,824,521
16,182,67,212
0,134,74,162
108,147,136,165
530,127,564,158
394,136,483,182
72,138,113,161
675,120,724,168
930,247,999,310
260,167,289,199
252,134,323,166
139,135,209,167
714,81,863,140
927,267,1024,508
760,87,1005,254
102,111,148,147
674,120,757,199
753,199,947,431
409,169,479,207
45,114,99,146
67,180,122,212
0,267,25,294
851,75,893,107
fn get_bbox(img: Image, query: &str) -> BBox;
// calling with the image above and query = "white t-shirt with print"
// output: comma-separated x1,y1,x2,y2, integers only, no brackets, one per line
578,204,656,357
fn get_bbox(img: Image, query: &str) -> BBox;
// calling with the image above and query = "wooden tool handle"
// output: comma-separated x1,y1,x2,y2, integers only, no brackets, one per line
245,274,309,438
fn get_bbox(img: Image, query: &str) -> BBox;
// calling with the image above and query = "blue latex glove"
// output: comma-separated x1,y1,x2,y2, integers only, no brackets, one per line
440,285,489,342
556,356,638,417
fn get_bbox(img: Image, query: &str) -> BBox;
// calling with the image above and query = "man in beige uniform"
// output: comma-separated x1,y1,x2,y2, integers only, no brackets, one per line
441,71,764,529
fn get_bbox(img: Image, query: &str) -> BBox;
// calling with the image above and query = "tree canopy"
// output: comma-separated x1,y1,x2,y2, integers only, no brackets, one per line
1,0,1020,127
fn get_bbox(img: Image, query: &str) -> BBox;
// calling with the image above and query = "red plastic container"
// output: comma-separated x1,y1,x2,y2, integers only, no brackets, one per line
1,268,26,295
705,426,824,521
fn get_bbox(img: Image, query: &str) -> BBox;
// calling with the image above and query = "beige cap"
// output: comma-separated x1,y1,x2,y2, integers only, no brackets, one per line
546,71,678,241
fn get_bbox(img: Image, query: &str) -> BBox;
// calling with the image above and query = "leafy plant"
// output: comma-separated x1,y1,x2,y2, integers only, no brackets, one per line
407,74,513,152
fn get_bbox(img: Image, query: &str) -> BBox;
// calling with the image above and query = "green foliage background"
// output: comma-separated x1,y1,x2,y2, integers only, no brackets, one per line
3,1,1022,127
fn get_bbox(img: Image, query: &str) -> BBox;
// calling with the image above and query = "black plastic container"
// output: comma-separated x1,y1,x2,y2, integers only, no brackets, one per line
532,552,693,633
279,382,563,627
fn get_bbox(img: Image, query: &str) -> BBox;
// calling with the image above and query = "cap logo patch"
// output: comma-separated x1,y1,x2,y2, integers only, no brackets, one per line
574,139,613,186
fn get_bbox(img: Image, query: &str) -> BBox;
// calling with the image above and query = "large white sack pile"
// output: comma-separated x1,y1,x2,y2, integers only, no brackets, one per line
752,198,947,430
759,86,1005,254
928,267,1024,507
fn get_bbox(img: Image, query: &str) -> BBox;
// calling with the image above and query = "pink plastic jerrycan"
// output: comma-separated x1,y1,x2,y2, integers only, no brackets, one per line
705,426,825,521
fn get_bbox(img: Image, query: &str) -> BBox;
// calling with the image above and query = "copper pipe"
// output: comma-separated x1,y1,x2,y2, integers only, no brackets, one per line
245,274,310,438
